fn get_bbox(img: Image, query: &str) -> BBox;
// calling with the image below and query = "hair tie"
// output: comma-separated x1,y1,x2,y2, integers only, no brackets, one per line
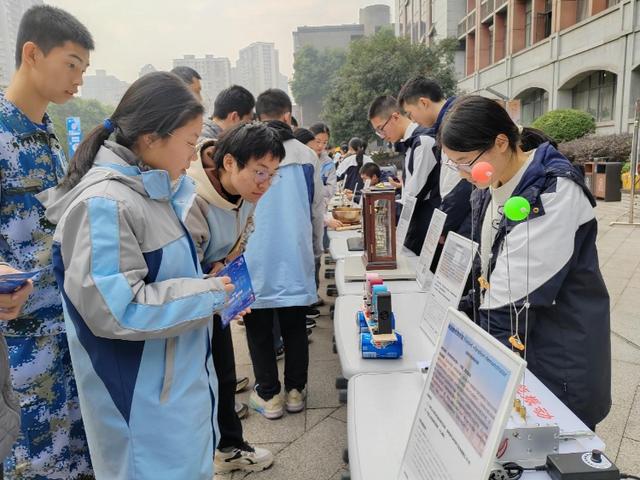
103,118,116,133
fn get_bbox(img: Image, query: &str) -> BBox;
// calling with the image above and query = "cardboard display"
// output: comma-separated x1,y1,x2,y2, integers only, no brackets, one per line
420,232,477,346
415,209,447,291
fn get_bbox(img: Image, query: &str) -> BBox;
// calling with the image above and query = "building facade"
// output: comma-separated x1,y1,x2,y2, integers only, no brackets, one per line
360,4,393,36
235,42,284,97
396,0,467,77
81,69,129,107
0,0,43,87
293,24,365,53
455,0,640,132
173,54,231,112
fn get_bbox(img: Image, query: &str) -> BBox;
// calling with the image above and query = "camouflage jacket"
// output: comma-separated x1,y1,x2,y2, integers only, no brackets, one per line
0,92,66,336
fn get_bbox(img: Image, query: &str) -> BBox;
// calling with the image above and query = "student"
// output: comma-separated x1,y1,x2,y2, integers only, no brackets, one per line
440,95,611,430
243,89,323,419
171,66,203,102
309,123,337,208
185,123,283,473
39,72,233,480
359,162,400,187
201,85,255,140
369,95,441,255
399,76,472,239
294,128,343,232
0,6,94,478
178,73,257,457
336,137,373,194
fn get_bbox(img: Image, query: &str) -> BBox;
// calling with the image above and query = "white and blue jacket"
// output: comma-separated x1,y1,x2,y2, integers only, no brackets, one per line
38,142,228,480
463,143,611,428
244,137,322,309
185,142,255,270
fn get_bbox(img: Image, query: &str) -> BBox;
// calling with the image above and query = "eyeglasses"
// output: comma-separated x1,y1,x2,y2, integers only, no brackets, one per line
253,168,281,186
374,115,394,139
168,132,198,157
444,147,489,172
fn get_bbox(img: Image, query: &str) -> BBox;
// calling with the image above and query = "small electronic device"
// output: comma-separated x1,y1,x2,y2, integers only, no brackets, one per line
546,450,619,480
375,292,393,335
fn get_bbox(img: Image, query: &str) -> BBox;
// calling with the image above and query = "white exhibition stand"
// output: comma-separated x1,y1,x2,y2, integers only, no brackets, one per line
333,293,434,379
347,371,606,480
328,230,362,261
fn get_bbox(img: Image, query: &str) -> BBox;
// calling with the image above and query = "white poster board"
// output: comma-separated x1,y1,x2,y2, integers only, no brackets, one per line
420,232,477,346
398,308,526,480
396,195,416,248
415,209,447,291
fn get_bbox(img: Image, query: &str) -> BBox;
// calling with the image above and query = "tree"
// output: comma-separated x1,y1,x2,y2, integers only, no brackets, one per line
48,97,114,157
291,45,347,105
323,30,458,143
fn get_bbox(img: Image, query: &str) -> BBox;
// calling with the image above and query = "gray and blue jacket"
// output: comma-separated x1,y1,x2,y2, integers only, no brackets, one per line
464,143,611,428
38,142,228,480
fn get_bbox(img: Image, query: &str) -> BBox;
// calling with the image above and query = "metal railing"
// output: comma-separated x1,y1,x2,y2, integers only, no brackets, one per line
480,0,494,20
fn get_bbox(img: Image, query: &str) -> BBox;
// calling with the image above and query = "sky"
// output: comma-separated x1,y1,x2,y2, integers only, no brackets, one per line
47,0,395,83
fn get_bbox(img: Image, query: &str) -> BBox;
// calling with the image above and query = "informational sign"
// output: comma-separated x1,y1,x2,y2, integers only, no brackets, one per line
420,232,477,346
66,116,82,156
399,308,526,480
396,195,416,248
415,209,447,291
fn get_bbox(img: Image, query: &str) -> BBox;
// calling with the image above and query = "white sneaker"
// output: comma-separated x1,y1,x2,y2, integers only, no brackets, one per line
215,442,274,473
249,389,284,419
285,388,306,413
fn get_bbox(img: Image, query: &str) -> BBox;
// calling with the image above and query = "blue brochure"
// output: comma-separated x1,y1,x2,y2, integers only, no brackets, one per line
217,255,255,327
0,269,41,294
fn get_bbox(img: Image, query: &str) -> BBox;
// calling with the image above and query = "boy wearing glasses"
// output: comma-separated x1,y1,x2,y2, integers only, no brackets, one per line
368,95,441,256
398,76,472,241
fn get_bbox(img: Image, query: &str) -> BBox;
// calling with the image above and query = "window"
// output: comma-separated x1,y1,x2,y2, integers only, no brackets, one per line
608,0,620,7
520,89,549,125
542,0,553,38
576,0,589,21
571,71,617,122
524,0,532,47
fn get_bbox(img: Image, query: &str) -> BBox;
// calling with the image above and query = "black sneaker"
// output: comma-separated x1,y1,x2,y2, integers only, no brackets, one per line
311,298,326,308
306,318,317,329
306,308,320,319
275,345,285,360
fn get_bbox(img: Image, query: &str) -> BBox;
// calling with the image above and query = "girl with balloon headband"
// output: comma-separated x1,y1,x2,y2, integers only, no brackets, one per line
439,95,611,432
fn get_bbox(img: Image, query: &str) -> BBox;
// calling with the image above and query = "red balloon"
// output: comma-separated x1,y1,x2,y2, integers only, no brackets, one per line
471,161,495,185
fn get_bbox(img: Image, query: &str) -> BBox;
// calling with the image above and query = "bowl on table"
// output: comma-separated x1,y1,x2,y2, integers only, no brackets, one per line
332,207,361,225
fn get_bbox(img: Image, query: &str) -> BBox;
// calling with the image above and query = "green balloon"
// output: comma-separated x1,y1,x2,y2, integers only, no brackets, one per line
504,196,531,221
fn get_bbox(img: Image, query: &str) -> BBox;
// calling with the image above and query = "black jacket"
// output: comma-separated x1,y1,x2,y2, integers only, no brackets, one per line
462,143,611,428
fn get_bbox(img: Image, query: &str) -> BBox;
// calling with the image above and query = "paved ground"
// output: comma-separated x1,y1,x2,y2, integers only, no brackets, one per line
216,194,640,480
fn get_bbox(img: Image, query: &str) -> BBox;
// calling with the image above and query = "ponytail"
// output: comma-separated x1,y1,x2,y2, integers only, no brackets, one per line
60,123,113,190
348,136,366,168
519,126,557,151
60,71,204,190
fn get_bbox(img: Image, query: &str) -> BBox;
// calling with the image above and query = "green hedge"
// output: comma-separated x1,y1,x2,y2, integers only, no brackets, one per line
558,133,632,165
532,109,596,143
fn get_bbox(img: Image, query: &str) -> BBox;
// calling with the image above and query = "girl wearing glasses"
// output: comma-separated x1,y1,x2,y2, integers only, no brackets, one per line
38,72,233,479
440,95,611,431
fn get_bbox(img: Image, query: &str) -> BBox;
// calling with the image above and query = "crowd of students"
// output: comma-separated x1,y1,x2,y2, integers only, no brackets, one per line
0,4,612,480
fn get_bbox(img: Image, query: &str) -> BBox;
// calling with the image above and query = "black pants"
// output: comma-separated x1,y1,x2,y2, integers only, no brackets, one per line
212,315,244,449
244,306,309,400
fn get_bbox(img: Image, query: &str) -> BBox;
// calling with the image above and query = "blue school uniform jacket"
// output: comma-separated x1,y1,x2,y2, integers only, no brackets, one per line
38,142,228,480
243,138,321,309
464,143,611,428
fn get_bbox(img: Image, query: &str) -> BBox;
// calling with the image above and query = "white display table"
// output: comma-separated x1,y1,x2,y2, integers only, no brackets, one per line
333,293,434,379
347,371,606,480
334,259,428,296
328,231,363,261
